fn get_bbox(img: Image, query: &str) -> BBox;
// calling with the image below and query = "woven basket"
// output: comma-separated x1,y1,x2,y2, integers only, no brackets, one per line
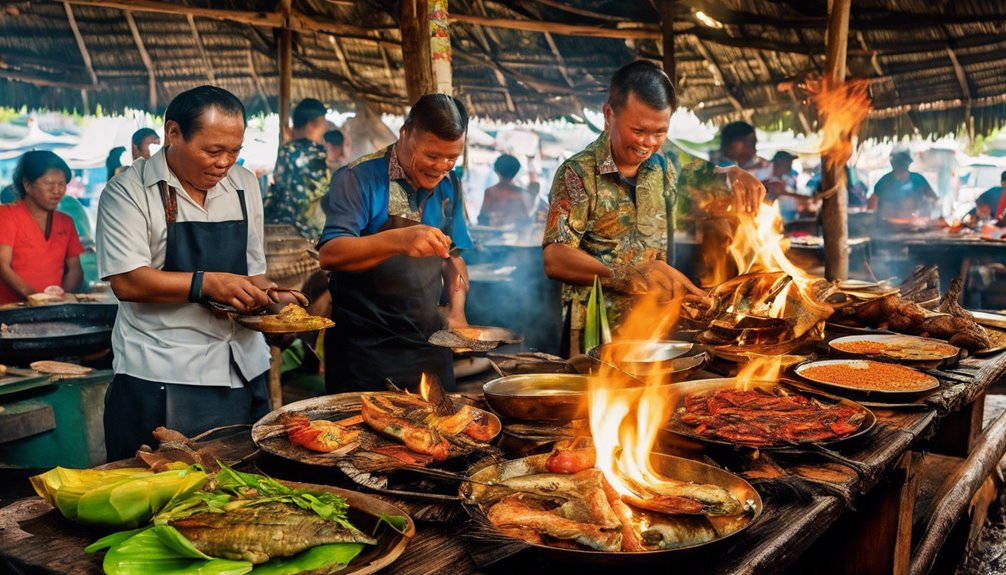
265,225,319,289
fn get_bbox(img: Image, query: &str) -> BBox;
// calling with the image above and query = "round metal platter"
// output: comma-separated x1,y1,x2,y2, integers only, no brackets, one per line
460,452,762,565
252,392,501,467
828,334,961,364
793,358,939,396
664,378,877,450
233,313,334,334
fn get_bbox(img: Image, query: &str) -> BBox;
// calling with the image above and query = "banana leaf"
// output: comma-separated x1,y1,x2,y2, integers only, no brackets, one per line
99,525,251,575
583,275,612,353
31,466,209,529
93,525,364,575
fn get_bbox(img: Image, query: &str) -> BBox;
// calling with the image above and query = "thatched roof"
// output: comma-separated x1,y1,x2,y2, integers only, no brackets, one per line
1,0,1005,139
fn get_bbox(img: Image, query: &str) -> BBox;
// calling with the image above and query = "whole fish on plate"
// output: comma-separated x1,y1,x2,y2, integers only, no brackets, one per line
169,501,376,564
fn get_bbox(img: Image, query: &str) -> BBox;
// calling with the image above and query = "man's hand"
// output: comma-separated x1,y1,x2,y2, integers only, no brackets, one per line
202,272,272,312
717,166,766,214
634,260,707,302
393,225,452,258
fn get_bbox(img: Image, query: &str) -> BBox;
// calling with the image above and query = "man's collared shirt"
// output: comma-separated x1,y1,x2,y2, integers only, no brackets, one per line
264,138,329,240
542,130,673,327
318,144,472,248
95,147,269,388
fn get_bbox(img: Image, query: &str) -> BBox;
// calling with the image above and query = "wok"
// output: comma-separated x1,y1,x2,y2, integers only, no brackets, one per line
587,340,704,380
461,452,762,566
0,303,117,361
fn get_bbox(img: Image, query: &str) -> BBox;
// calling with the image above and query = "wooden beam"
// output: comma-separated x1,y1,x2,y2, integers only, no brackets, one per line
124,11,156,110
911,408,1006,575
450,12,660,40
246,47,272,114
65,0,394,41
527,0,630,22
819,0,852,282
0,70,103,90
401,0,434,103
689,36,750,121
656,0,677,88
278,26,292,144
945,44,974,141
62,2,98,87
186,14,215,84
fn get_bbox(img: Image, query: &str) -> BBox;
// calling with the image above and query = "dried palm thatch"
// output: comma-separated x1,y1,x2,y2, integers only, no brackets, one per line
0,1,1005,138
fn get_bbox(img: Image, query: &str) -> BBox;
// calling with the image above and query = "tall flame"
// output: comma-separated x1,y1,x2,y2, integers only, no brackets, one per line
588,293,682,495
811,77,872,193
418,373,430,401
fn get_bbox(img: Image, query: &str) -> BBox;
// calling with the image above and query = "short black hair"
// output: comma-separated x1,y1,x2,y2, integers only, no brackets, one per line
131,127,159,149
13,150,70,198
106,146,125,180
404,93,468,141
164,85,246,140
293,98,327,129
720,121,755,151
1000,170,1006,181
493,154,521,179
323,129,345,147
608,60,676,112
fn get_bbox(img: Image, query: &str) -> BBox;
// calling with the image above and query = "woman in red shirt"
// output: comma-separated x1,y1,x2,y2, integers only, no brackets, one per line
0,150,84,304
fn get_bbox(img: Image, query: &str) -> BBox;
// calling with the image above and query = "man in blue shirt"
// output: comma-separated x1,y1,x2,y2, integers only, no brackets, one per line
869,149,937,220
318,94,471,392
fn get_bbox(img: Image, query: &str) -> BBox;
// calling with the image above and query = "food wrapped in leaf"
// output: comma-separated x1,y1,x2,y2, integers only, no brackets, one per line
30,466,209,529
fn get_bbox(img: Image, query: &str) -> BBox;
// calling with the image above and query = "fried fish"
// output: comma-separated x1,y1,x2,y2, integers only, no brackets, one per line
169,501,376,564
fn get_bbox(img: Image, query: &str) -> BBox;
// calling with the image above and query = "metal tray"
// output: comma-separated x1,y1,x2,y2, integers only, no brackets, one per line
827,334,961,366
665,377,877,450
793,358,939,396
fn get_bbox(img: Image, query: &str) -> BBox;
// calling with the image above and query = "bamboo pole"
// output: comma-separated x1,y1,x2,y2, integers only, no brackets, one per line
820,0,851,281
429,0,452,94
278,27,292,144
401,0,434,103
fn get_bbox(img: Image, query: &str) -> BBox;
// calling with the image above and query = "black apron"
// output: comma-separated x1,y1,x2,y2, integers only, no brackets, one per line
104,181,268,461
325,180,456,393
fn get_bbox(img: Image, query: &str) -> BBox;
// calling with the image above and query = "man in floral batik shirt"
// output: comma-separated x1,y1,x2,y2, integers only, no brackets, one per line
265,98,331,241
542,61,764,354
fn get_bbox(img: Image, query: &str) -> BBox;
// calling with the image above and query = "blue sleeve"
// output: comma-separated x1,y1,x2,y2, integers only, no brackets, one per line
317,167,370,248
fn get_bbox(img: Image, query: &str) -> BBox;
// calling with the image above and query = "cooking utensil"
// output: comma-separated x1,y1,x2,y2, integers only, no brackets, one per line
0,302,117,361
587,340,697,378
793,358,939,396
827,334,961,366
428,325,523,351
460,452,761,564
482,373,590,421
665,378,877,450
232,312,334,334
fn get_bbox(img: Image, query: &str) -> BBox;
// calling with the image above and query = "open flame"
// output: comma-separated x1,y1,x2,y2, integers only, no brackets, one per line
418,373,430,401
588,294,682,496
811,77,872,192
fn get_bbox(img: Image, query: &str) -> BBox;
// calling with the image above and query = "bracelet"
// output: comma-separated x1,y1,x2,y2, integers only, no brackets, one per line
188,271,204,303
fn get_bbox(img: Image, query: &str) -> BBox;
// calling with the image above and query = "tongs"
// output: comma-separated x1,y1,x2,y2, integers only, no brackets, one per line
207,287,310,315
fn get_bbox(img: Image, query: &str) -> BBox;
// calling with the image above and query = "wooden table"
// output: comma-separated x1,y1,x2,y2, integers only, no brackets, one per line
2,352,1005,575
871,232,1006,296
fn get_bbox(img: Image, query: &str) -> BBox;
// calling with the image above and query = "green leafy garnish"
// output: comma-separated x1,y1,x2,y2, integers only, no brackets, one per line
101,525,251,575
378,513,409,533
249,544,365,574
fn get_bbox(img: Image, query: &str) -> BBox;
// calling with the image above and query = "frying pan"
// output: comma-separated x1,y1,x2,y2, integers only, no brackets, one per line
0,303,117,361
664,377,877,450
460,452,762,566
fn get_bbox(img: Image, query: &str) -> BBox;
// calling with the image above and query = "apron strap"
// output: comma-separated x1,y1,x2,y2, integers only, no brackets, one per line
157,180,178,225
235,189,247,221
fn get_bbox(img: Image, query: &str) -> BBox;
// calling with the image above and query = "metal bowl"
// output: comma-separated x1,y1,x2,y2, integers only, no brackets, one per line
482,373,589,421
587,340,703,379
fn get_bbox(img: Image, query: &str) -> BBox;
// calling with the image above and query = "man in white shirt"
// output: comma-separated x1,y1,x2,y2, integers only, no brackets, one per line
96,86,278,460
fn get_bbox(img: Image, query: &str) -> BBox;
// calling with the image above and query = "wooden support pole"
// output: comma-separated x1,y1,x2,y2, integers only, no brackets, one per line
124,11,156,110
279,26,292,144
187,14,216,84
657,0,677,87
911,408,1006,575
820,0,851,281
429,0,452,94
401,0,434,103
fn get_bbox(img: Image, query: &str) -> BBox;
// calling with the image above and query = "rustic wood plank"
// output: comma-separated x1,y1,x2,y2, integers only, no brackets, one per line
911,407,1006,575
0,401,55,444
929,393,985,456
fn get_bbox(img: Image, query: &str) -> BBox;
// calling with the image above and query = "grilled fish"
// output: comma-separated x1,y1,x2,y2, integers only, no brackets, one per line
487,495,622,552
169,501,376,564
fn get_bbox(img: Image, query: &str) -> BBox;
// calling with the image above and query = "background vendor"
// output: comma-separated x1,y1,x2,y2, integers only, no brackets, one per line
318,93,471,393
0,150,83,304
